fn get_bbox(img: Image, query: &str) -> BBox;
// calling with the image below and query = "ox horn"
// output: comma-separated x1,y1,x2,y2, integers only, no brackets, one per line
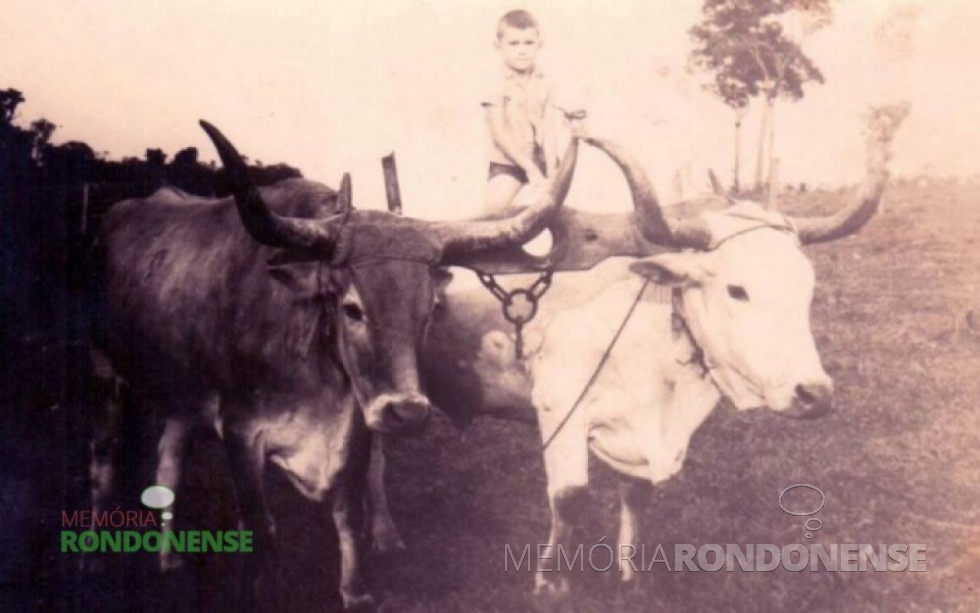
336,173,353,213
708,169,735,204
200,120,342,252
583,136,711,249
433,138,580,261
790,104,908,245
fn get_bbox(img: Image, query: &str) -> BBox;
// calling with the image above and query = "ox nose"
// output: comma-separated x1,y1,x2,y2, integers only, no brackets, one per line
792,380,833,418
377,394,431,435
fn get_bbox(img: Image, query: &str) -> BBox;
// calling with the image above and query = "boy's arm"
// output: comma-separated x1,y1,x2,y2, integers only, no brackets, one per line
484,105,546,185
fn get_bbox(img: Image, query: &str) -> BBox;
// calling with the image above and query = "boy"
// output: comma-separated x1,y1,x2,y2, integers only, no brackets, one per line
482,10,586,211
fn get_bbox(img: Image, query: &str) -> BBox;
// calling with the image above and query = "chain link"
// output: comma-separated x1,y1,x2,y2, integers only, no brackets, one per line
475,270,554,359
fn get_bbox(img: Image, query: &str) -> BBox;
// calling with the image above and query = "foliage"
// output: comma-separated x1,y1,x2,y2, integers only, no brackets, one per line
1,88,302,202
689,0,830,107
0,86,303,346
0,88,25,125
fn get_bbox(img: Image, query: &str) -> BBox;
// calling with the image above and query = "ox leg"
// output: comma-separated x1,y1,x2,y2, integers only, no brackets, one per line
617,479,651,585
83,375,124,572
535,436,589,598
155,417,191,572
333,430,374,609
224,419,278,609
366,435,405,552
85,429,117,573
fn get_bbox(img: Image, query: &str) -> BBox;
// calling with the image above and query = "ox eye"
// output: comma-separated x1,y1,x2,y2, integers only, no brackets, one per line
727,285,749,301
342,303,365,322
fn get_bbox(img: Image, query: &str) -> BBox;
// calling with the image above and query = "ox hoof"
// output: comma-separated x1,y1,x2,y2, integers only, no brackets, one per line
619,561,639,585
533,575,570,599
616,570,642,598
341,591,376,611
371,529,406,554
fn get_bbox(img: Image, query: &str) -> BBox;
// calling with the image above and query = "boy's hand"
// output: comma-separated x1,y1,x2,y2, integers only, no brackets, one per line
564,109,589,138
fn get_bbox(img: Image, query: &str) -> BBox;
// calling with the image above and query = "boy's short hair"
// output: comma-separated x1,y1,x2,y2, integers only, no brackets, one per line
497,9,539,38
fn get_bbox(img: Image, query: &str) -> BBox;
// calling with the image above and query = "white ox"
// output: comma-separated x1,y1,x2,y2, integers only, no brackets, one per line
409,106,906,596
531,203,830,594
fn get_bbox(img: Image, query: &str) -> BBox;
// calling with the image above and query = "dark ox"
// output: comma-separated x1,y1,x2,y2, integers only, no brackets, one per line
91,121,576,608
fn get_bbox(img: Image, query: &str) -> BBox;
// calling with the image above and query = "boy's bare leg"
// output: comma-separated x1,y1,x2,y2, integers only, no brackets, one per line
484,174,524,213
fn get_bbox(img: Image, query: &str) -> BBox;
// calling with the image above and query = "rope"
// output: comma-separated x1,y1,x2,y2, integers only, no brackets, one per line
541,278,650,450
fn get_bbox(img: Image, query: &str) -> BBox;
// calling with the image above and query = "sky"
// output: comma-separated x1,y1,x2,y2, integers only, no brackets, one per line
2,0,978,218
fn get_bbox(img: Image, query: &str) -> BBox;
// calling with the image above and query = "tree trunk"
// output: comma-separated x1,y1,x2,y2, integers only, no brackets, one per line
754,99,770,193
733,116,742,194
767,98,778,208
767,158,780,210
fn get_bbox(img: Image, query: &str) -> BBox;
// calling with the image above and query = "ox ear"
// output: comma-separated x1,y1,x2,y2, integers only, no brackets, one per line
629,253,704,286
431,268,453,316
431,267,453,292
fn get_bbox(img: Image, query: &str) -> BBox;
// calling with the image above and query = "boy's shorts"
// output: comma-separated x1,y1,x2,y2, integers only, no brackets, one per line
487,145,547,184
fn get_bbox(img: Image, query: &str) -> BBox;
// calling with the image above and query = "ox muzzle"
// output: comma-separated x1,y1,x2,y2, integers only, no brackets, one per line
780,377,833,419
364,392,432,435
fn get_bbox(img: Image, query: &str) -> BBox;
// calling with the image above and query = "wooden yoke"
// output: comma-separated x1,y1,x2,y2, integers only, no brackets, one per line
377,140,722,275
382,152,402,216
448,208,666,274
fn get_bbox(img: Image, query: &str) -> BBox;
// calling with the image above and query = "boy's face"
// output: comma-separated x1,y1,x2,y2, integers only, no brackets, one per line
496,26,541,74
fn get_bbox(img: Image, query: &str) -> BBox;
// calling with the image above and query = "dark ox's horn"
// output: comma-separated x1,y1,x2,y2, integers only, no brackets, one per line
431,138,580,263
790,104,908,245
583,136,711,250
202,120,580,263
200,120,346,253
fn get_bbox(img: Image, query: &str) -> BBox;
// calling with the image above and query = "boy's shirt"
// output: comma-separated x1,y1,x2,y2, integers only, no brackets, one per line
481,68,559,175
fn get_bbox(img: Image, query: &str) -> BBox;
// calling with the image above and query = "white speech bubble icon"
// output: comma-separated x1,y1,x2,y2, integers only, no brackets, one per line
141,485,176,509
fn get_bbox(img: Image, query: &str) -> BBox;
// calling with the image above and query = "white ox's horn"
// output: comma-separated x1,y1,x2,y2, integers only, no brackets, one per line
582,136,711,250
432,138,578,262
790,104,909,245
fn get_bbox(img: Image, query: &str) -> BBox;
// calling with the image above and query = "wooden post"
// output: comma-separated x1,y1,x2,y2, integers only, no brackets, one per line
381,152,402,216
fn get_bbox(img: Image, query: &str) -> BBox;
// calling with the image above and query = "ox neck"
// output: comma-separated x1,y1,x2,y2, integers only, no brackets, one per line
670,287,712,379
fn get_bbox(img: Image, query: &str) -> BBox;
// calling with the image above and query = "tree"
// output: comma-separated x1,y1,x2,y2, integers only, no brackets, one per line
0,88,25,126
145,148,168,166
29,118,56,163
690,0,830,199
702,63,752,193
45,141,96,182
172,147,198,167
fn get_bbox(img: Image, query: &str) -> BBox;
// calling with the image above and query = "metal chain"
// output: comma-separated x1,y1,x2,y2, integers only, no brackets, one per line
475,270,554,359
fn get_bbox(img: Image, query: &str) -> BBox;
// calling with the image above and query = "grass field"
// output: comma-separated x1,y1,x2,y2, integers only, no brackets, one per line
10,179,980,612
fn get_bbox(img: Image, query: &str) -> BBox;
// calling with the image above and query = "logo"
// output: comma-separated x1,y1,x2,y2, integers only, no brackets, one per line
61,485,253,555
